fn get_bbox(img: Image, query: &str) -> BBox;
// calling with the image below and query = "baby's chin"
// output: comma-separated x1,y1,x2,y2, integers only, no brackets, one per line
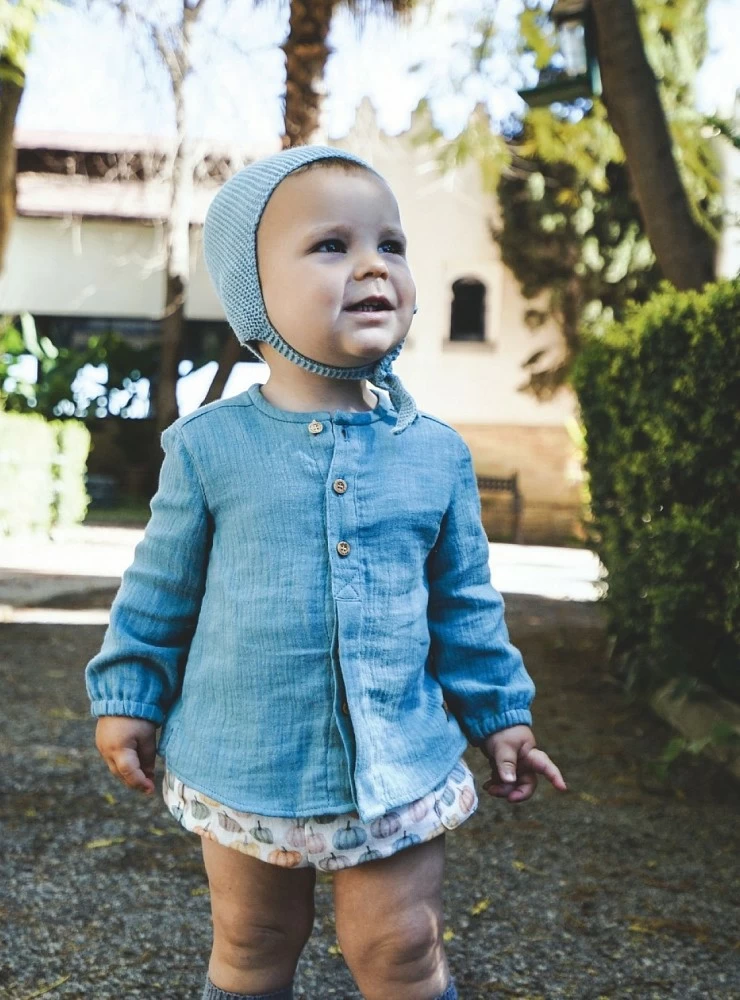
331,327,407,366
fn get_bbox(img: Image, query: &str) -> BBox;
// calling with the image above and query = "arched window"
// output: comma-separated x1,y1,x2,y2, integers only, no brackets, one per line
449,277,486,342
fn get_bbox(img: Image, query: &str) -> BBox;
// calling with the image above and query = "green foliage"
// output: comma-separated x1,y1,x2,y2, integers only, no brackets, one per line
571,279,740,702
0,409,91,536
53,417,91,527
493,153,661,398
0,0,54,85
0,314,158,420
426,0,726,396
513,0,723,238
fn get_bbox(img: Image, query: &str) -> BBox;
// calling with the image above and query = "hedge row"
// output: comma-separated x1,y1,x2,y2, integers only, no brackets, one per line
571,279,740,701
0,411,91,536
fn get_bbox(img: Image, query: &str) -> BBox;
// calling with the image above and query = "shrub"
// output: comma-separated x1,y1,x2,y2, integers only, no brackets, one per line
0,411,91,536
571,279,740,701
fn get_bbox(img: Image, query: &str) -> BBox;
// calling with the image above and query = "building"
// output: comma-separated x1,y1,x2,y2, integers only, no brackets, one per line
0,100,585,544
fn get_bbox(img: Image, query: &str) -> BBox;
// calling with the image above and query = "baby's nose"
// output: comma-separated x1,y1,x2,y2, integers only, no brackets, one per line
355,256,389,279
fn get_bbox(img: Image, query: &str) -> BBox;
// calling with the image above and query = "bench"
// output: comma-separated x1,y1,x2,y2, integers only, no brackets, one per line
476,473,524,544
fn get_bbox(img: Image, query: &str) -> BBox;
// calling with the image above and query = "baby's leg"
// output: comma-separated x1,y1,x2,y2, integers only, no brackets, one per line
333,834,454,1000
201,838,317,996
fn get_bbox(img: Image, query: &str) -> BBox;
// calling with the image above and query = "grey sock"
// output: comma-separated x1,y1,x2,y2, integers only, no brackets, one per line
201,974,294,1000
434,976,459,1000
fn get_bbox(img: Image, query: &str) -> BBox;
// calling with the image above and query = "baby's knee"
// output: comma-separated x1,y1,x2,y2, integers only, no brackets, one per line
211,888,315,967
377,909,444,967
342,905,445,979
213,912,314,972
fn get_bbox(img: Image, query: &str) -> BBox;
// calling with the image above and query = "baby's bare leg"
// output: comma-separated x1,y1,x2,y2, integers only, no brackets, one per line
333,834,452,1000
201,838,316,995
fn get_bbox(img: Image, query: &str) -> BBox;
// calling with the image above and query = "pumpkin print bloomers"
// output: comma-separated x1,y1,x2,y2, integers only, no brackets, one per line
163,757,478,869
85,382,536,824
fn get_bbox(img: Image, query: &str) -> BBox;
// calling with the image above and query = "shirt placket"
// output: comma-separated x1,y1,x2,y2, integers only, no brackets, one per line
316,415,369,811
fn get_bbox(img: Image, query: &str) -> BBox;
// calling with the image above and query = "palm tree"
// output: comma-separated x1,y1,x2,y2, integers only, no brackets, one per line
197,0,418,406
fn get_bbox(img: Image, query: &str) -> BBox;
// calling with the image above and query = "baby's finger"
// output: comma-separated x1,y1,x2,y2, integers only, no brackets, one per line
482,777,517,798
109,748,155,794
522,748,567,790
506,772,537,802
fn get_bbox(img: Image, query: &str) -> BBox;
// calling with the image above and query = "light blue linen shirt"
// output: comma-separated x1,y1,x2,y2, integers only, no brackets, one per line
85,382,536,823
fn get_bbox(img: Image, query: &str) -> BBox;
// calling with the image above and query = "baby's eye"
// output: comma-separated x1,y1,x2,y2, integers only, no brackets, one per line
380,240,406,255
315,238,346,253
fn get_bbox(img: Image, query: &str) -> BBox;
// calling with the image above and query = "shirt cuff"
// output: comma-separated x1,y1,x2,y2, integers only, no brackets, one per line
89,700,164,725
464,707,533,746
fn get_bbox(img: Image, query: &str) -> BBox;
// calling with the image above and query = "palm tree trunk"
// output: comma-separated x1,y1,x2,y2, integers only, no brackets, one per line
281,0,335,148
591,0,715,290
0,80,22,275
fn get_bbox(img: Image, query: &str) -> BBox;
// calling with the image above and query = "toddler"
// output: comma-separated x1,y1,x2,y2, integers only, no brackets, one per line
85,144,567,1000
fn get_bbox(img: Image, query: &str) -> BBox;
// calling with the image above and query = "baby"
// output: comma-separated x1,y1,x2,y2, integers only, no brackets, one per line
86,144,567,1000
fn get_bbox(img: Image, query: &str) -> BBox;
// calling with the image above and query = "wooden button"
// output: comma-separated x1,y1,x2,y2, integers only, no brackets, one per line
308,420,324,434
341,700,350,715
336,540,351,556
333,478,348,494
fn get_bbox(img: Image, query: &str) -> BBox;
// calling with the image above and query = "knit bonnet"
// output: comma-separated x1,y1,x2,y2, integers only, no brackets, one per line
202,144,419,434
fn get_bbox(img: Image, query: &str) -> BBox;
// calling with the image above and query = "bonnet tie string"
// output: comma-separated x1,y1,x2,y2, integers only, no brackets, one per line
370,360,418,435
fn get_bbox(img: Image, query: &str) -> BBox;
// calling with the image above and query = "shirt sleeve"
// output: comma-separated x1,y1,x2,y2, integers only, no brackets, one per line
426,437,536,746
84,422,212,725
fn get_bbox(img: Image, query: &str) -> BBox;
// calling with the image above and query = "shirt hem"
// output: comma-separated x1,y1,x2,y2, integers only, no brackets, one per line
161,731,471,822
161,759,360,819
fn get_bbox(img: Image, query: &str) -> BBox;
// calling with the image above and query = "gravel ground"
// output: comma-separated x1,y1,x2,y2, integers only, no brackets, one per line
1,589,738,1000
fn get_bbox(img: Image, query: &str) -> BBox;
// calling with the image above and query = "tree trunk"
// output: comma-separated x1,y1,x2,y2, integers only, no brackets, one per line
157,270,187,431
0,81,23,276
199,332,243,405
591,0,715,290
197,0,336,409
154,2,200,433
281,0,335,149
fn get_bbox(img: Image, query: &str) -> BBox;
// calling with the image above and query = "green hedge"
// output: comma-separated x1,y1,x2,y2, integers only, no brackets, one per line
571,279,740,701
0,412,91,536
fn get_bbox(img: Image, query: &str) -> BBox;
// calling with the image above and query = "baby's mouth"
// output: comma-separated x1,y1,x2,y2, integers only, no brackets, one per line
345,295,394,312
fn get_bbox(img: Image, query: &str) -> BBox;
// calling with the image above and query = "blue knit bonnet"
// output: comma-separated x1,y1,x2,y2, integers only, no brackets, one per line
202,144,419,434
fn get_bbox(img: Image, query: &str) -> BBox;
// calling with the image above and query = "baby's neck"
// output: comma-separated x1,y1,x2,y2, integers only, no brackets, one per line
258,378,378,414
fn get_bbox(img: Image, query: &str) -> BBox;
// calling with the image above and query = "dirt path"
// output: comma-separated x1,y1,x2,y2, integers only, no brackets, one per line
1,591,738,1000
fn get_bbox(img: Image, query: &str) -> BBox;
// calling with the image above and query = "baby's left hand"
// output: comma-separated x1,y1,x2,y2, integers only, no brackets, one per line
480,724,567,803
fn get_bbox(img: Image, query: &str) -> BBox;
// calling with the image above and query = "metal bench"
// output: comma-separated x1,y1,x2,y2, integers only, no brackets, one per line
476,473,524,544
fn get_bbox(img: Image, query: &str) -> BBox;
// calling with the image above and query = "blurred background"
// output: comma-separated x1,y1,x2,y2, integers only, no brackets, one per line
1,3,739,997
0,0,737,543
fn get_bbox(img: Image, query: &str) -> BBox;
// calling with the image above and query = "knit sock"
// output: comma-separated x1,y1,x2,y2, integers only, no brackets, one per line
201,975,294,1000
434,975,458,1000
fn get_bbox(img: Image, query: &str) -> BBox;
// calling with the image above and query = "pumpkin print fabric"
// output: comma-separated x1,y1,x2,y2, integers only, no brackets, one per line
162,756,478,870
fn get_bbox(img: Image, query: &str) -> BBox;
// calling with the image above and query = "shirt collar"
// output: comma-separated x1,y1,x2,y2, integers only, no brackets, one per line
245,382,392,425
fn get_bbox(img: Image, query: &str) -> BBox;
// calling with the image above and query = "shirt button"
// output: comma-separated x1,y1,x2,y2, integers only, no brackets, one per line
333,478,348,494
442,700,449,714
336,540,351,556
341,700,350,715
308,420,324,434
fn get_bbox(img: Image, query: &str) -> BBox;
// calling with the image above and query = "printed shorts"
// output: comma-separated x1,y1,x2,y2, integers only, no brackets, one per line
162,756,478,870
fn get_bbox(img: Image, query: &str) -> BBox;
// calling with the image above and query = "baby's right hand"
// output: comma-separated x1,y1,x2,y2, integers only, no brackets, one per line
95,716,158,795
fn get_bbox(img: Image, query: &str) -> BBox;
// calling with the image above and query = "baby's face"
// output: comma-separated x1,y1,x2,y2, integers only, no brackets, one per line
256,166,416,368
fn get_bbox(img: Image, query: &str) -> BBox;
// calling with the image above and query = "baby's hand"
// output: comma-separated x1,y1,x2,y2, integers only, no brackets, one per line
95,716,158,795
479,724,566,803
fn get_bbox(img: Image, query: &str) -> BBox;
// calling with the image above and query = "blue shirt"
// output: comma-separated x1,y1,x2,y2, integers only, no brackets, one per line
85,382,536,823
